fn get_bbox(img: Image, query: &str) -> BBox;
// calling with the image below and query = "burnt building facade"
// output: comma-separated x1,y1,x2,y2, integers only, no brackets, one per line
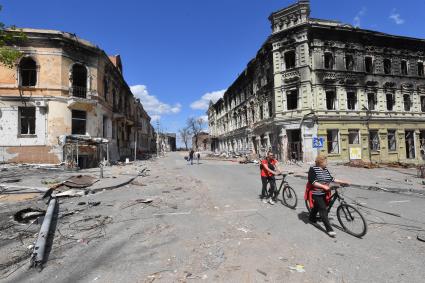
208,0,425,164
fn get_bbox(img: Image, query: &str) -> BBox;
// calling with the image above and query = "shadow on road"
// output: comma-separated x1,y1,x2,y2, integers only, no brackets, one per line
297,211,329,235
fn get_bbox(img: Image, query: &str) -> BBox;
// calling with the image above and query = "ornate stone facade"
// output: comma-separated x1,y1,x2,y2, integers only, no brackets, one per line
208,0,425,164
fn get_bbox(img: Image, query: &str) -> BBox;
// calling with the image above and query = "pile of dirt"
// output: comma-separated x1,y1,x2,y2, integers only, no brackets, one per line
344,160,380,169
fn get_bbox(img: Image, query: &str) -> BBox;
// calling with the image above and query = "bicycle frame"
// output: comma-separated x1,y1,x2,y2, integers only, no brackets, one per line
326,187,346,213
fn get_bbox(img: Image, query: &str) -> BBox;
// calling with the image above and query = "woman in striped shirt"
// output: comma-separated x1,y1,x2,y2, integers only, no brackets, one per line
307,155,349,237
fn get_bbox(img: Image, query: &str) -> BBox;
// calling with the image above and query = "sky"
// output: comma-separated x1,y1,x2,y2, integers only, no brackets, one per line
2,0,425,146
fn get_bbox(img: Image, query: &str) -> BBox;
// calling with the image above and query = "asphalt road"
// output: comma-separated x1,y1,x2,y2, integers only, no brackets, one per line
3,152,425,283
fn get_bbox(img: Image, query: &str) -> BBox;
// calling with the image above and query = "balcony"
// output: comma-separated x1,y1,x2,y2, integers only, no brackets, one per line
283,70,301,83
70,86,88,98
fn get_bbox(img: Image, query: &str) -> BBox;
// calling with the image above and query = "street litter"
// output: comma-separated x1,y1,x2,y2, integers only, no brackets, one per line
14,208,46,223
289,264,305,273
120,198,153,209
237,227,251,234
256,269,267,276
55,189,87,198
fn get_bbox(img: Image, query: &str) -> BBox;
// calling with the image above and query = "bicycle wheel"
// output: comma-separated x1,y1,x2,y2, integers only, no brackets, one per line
336,204,367,238
305,200,312,213
282,186,298,209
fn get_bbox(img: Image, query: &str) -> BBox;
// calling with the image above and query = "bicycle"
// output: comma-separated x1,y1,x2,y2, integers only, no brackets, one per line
305,185,368,238
274,172,298,209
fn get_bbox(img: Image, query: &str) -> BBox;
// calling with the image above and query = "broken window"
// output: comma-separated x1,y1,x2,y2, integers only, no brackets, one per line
348,129,360,145
19,107,35,135
327,130,339,154
403,94,411,111
284,50,296,69
401,60,408,75
103,78,109,101
387,130,397,151
326,91,336,110
418,61,424,77
365,56,373,73
347,92,357,110
345,54,354,71
367,93,376,111
71,64,87,98
112,90,117,110
71,110,86,135
369,130,380,152
259,105,264,120
383,59,392,75
268,101,273,118
251,109,255,122
324,52,334,69
287,90,298,110
405,130,415,159
420,131,425,160
103,116,108,138
386,93,395,111
421,96,425,112
19,57,37,87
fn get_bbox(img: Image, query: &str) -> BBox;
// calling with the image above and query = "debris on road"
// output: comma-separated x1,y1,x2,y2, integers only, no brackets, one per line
13,208,45,223
256,269,267,276
289,264,306,273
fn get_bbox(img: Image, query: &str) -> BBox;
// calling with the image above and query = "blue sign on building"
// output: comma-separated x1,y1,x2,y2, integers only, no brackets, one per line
313,137,324,148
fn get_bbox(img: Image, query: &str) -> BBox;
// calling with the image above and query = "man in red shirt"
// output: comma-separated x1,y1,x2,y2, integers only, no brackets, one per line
260,151,281,204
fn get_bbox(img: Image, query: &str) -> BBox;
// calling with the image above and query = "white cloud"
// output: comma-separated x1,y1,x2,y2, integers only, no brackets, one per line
130,85,181,120
199,115,208,123
353,7,366,27
389,9,404,25
190,89,226,110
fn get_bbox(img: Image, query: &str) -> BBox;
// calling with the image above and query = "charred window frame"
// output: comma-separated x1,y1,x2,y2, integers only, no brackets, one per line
367,93,376,111
369,130,380,152
324,52,334,70
112,90,117,111
387,130,397,151
383,59,392,75
421,96,425,112
326,91,336,110
19,57,37,87
19,107,36,135
401,60,408,76
286,89,298,110
71,110,87,135
348,129,360,145
251,108,255,123
365,56,373,73
403,94,412,111
259,105,264,120
347,91,357,110
71,64,88,98
284,50,296,70
103,78,109,101
386,93,395,111
345,54,355,71
327,129,339,154
268,101,273,118
103,116,108,138
418,61,424,77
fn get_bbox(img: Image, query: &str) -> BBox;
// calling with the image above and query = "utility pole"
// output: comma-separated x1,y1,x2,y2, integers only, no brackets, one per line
156,120,160,157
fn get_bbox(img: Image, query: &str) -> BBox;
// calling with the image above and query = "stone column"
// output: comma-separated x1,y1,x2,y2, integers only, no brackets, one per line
279,128,288,162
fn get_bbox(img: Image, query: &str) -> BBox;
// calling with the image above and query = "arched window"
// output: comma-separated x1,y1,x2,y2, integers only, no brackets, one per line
19,57,37,87
71,64,87,98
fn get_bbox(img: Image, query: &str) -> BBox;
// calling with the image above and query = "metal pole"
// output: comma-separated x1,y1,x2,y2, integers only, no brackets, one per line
32,197,57,268
76,141,79,169
106,143,109,164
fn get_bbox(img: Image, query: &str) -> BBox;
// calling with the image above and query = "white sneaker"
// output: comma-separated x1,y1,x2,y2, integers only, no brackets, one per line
327,231,336,237
262,198,268,204
268,199,276,205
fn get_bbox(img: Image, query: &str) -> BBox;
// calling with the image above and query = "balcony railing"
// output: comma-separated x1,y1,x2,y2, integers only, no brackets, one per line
70,86,87,98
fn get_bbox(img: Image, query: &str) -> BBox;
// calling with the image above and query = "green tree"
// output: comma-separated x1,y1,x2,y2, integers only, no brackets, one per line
0,5,26,68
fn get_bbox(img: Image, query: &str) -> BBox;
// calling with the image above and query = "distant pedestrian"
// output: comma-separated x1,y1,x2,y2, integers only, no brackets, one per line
189,149,194,165
196,152,201,164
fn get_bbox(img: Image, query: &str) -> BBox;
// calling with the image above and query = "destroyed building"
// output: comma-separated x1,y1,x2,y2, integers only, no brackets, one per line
192,132,212,151
208,0,425,164
158,133,176,153
0,29,156,168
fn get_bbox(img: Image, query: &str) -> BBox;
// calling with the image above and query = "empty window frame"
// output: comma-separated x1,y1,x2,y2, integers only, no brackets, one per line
345,54,355,71
259,105,264,120
403,94,411,111
386,93,395,111
268,101,273,118
287,90,298,110
383,59,392,75
326,91,336,110
347,91,357,110
327,130,339,154
103,78,109,101
19,57,37,87
348,129,360,145
405,130,415,159
19,107,36,135
369,130,380,152
421,96,425,112
367,93,376,111
251,109,255,122
71,64,88,98
103,116,108,138
387,130,397,151
401,60,408,75
365,56,373,73
72,110,87,135
418,61,424,77
284,50,296,69
324,52,334,69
